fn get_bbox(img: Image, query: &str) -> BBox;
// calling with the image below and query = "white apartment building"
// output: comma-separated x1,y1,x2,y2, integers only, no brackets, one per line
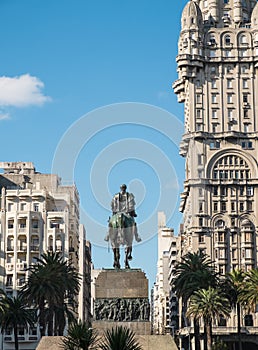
152,212,176,335
0,162,91,350
173,0,258,348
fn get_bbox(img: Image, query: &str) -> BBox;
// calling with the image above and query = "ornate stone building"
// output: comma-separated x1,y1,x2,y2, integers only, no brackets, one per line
0,162,91,350
152,212,176,335
173,0,258,347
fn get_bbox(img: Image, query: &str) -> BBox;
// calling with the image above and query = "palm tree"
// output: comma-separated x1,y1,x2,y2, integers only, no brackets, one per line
174,252,218,301
0,292,35,350
187,287,231,350
22,251,80,337
61,321,98,350
99,326,142,350
222,270,245,350
173,251,218,350
239,268,258,312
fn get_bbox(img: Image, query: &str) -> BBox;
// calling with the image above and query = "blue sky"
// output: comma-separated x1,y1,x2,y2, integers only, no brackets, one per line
0,0,187,285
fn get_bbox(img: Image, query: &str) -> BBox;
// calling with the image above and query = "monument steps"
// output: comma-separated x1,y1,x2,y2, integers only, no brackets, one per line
138,334,178,350
36,334,179,350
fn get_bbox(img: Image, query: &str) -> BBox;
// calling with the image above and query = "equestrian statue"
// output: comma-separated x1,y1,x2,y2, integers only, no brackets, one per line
105,184,141,269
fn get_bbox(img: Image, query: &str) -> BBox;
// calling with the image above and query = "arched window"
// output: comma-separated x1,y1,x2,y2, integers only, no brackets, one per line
225,35,231,45
240,34,247,44
215,219,225,228
212,155,250,180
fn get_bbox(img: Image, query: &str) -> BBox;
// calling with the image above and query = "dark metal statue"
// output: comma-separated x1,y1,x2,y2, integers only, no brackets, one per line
105,184,141,269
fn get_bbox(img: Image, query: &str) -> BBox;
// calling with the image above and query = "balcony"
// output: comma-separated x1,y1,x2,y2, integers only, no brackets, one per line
17,246,27,252
6,282,13,289
17,279,26,287
6,263,14,271
31,245,39,252
16,262,27,271
31,228,39,233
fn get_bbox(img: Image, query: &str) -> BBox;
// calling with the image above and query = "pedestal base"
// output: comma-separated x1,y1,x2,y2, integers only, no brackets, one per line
93,268,151,335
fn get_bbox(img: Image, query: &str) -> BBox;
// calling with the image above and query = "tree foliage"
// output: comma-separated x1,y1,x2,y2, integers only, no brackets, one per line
99,326,142,350
61,321,98,350
22,251,81,336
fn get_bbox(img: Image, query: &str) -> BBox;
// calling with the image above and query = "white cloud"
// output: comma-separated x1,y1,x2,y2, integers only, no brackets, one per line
0,74,51,107
0,112,10,120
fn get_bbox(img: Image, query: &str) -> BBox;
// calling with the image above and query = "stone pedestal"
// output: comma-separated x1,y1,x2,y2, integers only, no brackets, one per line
92,269,151,335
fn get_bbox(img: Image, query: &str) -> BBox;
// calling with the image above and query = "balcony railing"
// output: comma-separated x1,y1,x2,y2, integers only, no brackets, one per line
6,263,14,271
17,246,27,252
16,262,27,271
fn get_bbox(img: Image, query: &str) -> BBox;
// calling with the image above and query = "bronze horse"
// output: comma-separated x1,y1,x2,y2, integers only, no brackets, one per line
108,212,137,269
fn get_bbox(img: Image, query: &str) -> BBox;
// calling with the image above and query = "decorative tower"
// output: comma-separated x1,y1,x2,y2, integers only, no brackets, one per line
174,0,258,346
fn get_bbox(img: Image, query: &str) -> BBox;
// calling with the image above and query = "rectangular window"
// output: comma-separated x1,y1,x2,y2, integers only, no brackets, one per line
20,203,26,211
212,109,217,119
226,65,233,73
214,202,218,211
228,109,233,119
199,188,203,197
243,79,248,88
199,202,203,212
211,79,216,88
8,203,13,212
210,50,216,58
214,186,218,196
196,94,201,104
241,65,247,73
230,187,235,196
199,233,205,243
244,124,249,133
221,187,227,196
240,202,244,212
243,94,248,103
242,141,252,149
240,186,244,196
219,232,225,242
221,202,227,211
8,221,14,229
199,218,203,226
245,249,252,259
243,109,249,118
34,204,39,212
210,141,220,149
227,94,233,103
198,154,202,165
227,79,233,88
225,50,231,57
231,202,235,211
196,123,203,131
247,186,253,196
212,94,217,103
196,109,201,119
247,201,252,211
